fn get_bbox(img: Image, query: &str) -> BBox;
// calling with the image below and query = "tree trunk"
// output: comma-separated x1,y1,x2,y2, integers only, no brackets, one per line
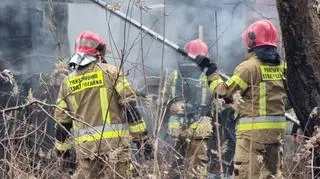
276,0,320,136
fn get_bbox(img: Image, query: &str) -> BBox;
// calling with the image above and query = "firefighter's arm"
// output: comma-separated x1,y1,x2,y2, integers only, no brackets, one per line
195,55,250,101
207,66,249,100
54,82,73,153
113,71,148,138
114,71,152,157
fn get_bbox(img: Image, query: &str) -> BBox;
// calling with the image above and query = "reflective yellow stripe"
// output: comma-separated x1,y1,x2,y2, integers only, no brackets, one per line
75,130,129,143
172,70,178,81
168,122,180,129
129,121,147,133
225,75,248,91
237,122,287,131
189,123,205,129
72,122,80,132
259,82,267,115
209,78,224,93
100,87,111,124
115,79,130,92
54,140,72,151
200,73,207,85
67,95,78,112
56,98,68,109
67,71,104,93
260,65,285,81
168,118,180,129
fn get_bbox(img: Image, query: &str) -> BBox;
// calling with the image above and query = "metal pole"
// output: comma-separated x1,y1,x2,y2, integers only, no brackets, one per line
90,0,186,53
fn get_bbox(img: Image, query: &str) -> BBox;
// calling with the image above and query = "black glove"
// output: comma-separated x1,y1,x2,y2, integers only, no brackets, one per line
195,55,217,76
195,55,211,69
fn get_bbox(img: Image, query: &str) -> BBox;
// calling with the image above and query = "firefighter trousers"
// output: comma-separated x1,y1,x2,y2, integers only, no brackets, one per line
167,137,208,179
71,151,131,179
234,138,283,179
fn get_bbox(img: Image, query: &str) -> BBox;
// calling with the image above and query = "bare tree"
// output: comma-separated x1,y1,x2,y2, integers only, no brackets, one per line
276,0,320,136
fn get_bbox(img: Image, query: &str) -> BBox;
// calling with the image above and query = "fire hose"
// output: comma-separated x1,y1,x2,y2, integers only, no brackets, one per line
90,0,300,126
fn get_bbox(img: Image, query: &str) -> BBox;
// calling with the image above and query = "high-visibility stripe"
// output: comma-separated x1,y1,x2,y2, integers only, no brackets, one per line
129,121,147,133
172,70,178,81
115,79,130,92
100,87,111,124
189,123,205,129
200,73,207,85
259,82,267,115
239,116,286,124
237,122,287,131
54,140,72,152
226,75,248,91
74,123,128,137
168,118,180,129
209,78,224,93
168,123,180,129
75,130,129,143
56,98,68,109
68,95,78,113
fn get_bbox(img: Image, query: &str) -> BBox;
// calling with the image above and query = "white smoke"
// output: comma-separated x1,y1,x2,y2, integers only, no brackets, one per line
67,0,278,80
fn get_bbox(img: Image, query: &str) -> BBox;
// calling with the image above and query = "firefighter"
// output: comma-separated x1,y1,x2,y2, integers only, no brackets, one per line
164,39,212,178
195,19,286,178
54,31,152,179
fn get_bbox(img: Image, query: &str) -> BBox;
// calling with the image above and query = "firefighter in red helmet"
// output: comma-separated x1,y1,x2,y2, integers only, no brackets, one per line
195,20,286,178
54,31,152,178
164,39,213,178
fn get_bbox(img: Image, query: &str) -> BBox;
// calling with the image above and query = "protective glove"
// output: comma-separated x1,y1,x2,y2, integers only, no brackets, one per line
194,55,211,69
194,55,217,76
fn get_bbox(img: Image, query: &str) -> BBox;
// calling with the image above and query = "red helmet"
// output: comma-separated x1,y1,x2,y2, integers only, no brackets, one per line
242,19,277,49
75,31,108,62
184,39,209,58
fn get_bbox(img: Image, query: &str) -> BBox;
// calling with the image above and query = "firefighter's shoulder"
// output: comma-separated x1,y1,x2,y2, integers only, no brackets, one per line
96,63,123,76
235,54,260,73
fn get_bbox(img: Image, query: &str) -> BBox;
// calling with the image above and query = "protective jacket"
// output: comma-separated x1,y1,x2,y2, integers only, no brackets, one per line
54,62,147,158
208,52,286,143
165,63,212,137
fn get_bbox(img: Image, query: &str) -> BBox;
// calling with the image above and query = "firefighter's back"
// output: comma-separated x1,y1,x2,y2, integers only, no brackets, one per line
65,63,131,158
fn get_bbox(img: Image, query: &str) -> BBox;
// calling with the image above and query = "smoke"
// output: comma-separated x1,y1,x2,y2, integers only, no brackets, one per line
86,0,279,79
0,0,70,79
0,0,279,88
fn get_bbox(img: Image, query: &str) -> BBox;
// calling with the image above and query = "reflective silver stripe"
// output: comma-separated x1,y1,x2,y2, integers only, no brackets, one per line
239,116,286,124
73,123,128,137
76,39,99,48
182,77,201,83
